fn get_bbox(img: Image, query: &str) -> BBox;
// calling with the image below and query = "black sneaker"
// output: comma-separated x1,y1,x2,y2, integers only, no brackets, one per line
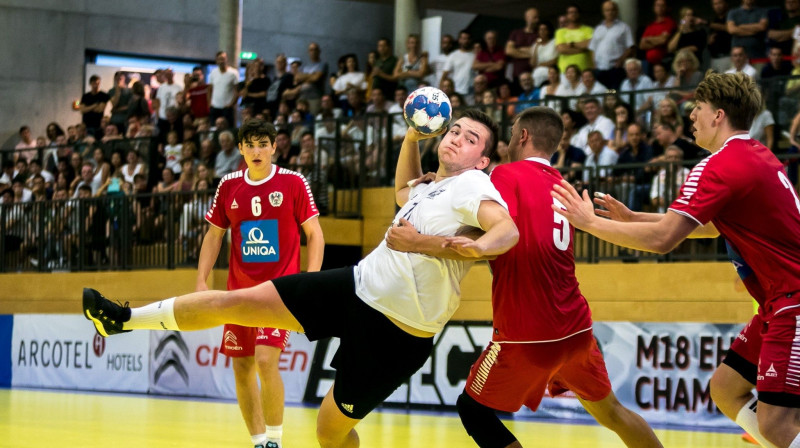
265,442,279,448
82,288,132,337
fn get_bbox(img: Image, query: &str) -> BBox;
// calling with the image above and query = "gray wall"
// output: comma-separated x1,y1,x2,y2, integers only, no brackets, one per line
0,0,394,148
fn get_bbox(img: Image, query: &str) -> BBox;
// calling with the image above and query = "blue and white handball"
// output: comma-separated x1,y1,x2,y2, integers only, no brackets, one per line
403,86,452,135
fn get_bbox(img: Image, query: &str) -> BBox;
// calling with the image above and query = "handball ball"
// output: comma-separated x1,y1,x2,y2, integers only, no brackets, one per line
403,87,452,135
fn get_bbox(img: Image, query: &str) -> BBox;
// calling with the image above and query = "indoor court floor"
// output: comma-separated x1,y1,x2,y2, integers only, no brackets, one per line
0,388,748,447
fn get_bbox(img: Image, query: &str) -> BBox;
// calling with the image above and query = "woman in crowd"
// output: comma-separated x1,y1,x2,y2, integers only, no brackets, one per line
670,49,702,104
540,65,562,112
529,21,558,88
332,54,367,106
120,149,146,185
667,7,707,64
609,102,634,151
393,34,429,93
90,147,111,195
555,64,585,111
652,97,684,137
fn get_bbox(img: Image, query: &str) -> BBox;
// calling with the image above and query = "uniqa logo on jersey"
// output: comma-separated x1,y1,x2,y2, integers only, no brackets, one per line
240,220,279,262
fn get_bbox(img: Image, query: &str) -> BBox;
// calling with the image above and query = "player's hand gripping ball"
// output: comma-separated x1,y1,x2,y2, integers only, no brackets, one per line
403,87,452,135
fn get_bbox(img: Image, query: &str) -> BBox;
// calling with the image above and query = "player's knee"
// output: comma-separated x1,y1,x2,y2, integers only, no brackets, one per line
456,391,517,448
315,426,350,448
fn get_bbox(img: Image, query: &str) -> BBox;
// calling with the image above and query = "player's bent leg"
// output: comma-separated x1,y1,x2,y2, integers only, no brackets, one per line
255,345,285,431
232,356,266,440
457,391,520,448
316,386,360,448
757,401,800,447
578,392,663,448
710,362,757,420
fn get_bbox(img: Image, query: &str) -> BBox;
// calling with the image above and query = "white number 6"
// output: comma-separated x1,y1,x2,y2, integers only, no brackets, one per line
251,196,262,216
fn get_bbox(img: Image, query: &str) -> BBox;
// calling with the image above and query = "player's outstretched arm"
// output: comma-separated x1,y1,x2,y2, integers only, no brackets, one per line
594,191,719,238
552,180,698,253
395,127,446,206
301,216,325,272
195,225,226,291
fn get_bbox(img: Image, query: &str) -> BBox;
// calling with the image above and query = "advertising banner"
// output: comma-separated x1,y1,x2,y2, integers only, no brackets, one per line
303,321,742,428
11,314,149,392
148,327,316,403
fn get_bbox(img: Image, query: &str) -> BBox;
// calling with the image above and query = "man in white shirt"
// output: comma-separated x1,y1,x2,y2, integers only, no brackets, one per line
84,109,518,448
441,30,476,95
573,98,616,153
583,130,620,183
154,68,183,125
209,51,240,128
14,126,37,163
589,1,636,90
725,46,759,79
619,58,655,119
428,34,455,87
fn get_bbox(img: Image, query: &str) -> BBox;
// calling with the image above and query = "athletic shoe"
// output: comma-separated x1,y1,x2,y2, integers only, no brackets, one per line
741,432,758,445
82,288,131,337
265,442,279,448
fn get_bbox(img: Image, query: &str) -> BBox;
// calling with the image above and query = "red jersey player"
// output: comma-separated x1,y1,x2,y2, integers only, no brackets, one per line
553,72,800,448
390,108,662,447
199,118,324,448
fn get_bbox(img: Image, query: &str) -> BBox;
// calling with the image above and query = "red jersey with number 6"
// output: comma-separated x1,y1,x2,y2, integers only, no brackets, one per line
205,166,319,290
669,135,800,319
489,158,592,342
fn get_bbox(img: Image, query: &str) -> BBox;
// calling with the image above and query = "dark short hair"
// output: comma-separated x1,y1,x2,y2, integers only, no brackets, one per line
656,121,677,133
78,184,92,194
275,129,291,139
238,118,278,144
19,126,29,134
460,109,500,159
515,107,564,157
300,131,314,140
89,75,100,83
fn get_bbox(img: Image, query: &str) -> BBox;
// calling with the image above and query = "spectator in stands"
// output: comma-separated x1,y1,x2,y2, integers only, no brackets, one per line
238,59,270,118
651,121,708,160
427,35,454,88
552,128,586,181
316,94,343,121
179,177,211,263
441,30,476,96
653,98,685,137
473,30,506,88
70,162,95,197
333,55,367,106
561,109,586,148
108,72,131,134
616,122,655,211
767,0,800,56
45,123,65,146
163,130,183,174
529,21,558,88
209,51,239,129
727,0,768,60
439,78,456,98
175,158,196,192
609,102,634,150
573,97,616,152
90,147,111,194
590,1,635,90
582,130,619,184
667,7,708,64
154,69,183,133
506,8,540,85
670,49,704,103
387,86,409,143
581,69,608,99
555,64,586,111
515,72,539,114
101,124,122,146
120,149,146,185
371,38,398,99
761,46,794,113
750,98,776,149
14,126,37,163
650,145,690,212
649,62,676,114
213,130,241,179
27,158,53,191
79,75,109,138
639,0,676,72
555,4,594,74
108,151,124,179
725,45,758,78
709,0,734,73
470,74,489,106
187,75,211,120
344,87,366,119
480,89,503,123
288,42,328,114
45,141,72,175
0,161,13,189
263,53,292,121
272,129,298,168
127,81,151,125
296,147,328,215
619,58,655,120
394,34,429,93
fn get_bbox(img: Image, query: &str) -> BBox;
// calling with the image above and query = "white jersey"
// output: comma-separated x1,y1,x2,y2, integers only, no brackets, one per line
354,170,507,333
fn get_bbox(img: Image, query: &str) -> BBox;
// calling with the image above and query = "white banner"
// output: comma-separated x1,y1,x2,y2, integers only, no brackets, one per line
11,314,149,392
303,322,742,428
148,328,316,403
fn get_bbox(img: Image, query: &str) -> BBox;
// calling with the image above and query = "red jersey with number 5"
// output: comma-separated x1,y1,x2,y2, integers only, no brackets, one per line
205,166,319,290
489,158,592,342
669,135,800,319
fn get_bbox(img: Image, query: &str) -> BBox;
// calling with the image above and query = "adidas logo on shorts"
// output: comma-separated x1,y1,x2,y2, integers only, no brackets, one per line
341,403,354,414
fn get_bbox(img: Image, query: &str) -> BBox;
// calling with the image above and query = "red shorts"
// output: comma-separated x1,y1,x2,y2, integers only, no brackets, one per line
464,330,612,413
727,307,800,406
220,324,290,357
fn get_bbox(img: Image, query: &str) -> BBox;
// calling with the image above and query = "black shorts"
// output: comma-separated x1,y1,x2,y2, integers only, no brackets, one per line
272,266,434,419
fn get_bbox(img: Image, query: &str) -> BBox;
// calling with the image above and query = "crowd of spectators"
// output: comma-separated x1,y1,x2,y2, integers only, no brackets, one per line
4,0,800,271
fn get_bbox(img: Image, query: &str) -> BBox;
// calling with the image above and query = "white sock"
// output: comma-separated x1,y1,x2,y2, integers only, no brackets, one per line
735,396,778,448
790,432,800,448
250,433,266,446
123,298,180,331
265,425,282,446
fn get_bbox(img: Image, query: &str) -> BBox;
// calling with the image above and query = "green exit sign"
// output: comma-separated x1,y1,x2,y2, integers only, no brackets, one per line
240,51,257,60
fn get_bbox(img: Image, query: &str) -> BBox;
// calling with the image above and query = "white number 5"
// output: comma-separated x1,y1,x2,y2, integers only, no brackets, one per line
251,196,262,216
553,198,570,251
778,171,800,216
